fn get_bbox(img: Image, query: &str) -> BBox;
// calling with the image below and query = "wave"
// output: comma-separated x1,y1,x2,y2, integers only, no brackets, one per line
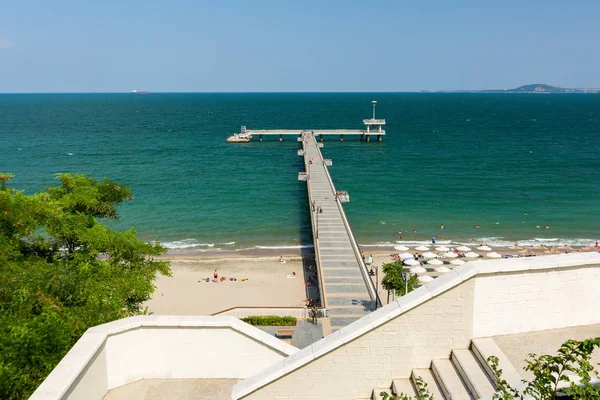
162,239,236,249
253,244,314,250
390,237,597,248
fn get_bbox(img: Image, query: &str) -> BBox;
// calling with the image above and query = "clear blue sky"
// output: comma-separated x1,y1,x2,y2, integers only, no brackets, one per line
1,0,599,92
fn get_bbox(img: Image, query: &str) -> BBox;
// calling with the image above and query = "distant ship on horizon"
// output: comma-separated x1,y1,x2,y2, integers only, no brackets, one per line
132,90,151,95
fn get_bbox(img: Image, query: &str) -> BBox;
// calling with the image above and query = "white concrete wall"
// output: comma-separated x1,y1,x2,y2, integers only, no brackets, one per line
106,326,287,387
234,253,600,400
473,265,600,337
30,316,298,400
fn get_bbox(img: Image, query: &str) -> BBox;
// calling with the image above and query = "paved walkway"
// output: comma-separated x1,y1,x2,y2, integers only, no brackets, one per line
302,134,375,331
257,320,324,349
103,378,239,400
493,323,600,381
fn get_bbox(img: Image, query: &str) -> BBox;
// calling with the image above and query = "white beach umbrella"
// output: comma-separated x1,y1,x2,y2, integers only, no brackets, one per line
409,266,427,274
443,252,458,258
398,252,414,259
394,245,410,251
486,252,502,258
450,259,465,266
415,245,430,251
456,246,471,251
404,259,421,266
418,275,434,284
465,252,480,258
435,266,451,273
427,259,444,266
477,245,492,251
435,246,450,252
421,251,438,259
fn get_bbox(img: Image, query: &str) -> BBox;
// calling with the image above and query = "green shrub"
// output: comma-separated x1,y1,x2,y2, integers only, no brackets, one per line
240,315,297,326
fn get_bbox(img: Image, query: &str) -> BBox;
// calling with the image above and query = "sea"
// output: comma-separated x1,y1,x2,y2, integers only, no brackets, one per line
1,93,599,252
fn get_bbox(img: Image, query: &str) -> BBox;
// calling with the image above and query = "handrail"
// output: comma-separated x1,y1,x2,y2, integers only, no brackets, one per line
316,140,381,308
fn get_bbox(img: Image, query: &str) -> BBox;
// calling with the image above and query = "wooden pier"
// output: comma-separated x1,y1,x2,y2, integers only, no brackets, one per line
300,133,380,330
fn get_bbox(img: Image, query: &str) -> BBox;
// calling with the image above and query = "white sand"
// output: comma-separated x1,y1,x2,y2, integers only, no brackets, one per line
146,256,306,315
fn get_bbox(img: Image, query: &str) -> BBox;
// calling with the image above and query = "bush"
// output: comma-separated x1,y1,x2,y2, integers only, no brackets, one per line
240,316,297,326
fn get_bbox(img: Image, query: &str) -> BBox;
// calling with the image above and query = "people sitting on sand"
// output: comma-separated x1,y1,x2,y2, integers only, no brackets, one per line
287,272,296,278
279,256,286,264
220,276,227,282
367,255,373,265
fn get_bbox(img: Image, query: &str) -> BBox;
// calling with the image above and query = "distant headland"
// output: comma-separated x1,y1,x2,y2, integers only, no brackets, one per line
424,84,600,94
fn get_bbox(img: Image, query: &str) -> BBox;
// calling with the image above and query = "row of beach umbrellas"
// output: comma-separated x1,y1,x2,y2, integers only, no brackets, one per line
394,244,493,252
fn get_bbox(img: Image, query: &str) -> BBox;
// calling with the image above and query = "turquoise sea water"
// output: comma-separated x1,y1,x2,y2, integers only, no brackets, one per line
1,93,599,250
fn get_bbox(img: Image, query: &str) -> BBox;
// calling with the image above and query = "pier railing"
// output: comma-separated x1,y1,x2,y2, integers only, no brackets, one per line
316,139,381,309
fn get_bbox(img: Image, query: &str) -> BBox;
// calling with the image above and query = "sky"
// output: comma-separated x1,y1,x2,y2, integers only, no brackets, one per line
1,0,599,92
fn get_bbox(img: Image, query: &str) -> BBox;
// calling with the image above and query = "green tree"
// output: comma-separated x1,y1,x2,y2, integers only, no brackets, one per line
381,260,419,302
0,173,171,399
489,337,600,399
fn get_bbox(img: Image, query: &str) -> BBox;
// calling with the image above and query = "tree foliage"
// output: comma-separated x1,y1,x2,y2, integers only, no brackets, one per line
381,260,419,297
0,173,171,399
490,337,600,399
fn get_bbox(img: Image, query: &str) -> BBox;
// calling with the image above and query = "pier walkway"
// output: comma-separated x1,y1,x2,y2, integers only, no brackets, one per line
301,133,379,331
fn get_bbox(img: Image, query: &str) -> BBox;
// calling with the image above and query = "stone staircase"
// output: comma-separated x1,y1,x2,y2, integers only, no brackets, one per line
369,338,523,400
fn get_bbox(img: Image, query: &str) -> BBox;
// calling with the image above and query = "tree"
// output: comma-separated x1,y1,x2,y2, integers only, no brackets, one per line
489,337,600,399
0,173,171,399
381,260,419,302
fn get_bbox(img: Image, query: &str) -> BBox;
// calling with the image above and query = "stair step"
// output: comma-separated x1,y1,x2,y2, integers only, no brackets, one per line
431,359,472,400
452,349,496,398
392,378,417,397
371,388,392,400
411,369,444,400
471,337,523,389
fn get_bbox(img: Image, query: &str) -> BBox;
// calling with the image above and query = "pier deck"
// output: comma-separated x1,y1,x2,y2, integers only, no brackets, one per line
301,133,379,331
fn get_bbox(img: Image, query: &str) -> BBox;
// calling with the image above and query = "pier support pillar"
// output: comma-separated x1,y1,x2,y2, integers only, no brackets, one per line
377,135,382,142
320,134,324,142
259,134,263,142
279,134,283,142
340,134,344,142
366,135,371,142
360,134,364,142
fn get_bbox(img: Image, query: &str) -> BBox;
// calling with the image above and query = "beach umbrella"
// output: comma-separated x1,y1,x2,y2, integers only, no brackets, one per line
409,266,426,274
435,246,450,252
534,245,548,250
456,246,471,251
415,245,429,251
519,248,535,255
508,244,522,250
486,252,502,258
404,259,421,266
418,275,434,284
422,251,438,259
465,252,480,258
450,259,465,266
398,252,414,259
557,245,573,251
427,259,444,266
477,245,492,251
394,245,409,251
443,252,458,258
435,266,451,273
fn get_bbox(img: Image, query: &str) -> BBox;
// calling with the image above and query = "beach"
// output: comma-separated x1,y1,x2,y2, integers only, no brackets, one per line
145,251,309,315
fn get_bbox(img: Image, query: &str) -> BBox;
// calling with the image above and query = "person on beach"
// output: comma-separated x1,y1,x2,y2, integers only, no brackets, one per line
596,240,599,249
367,255,373,265
431,236,436,244
361,251,365,261
279,256,286,264
213,270,218,279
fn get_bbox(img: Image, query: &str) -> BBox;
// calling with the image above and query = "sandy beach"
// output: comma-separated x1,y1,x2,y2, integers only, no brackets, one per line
146,253,309,315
